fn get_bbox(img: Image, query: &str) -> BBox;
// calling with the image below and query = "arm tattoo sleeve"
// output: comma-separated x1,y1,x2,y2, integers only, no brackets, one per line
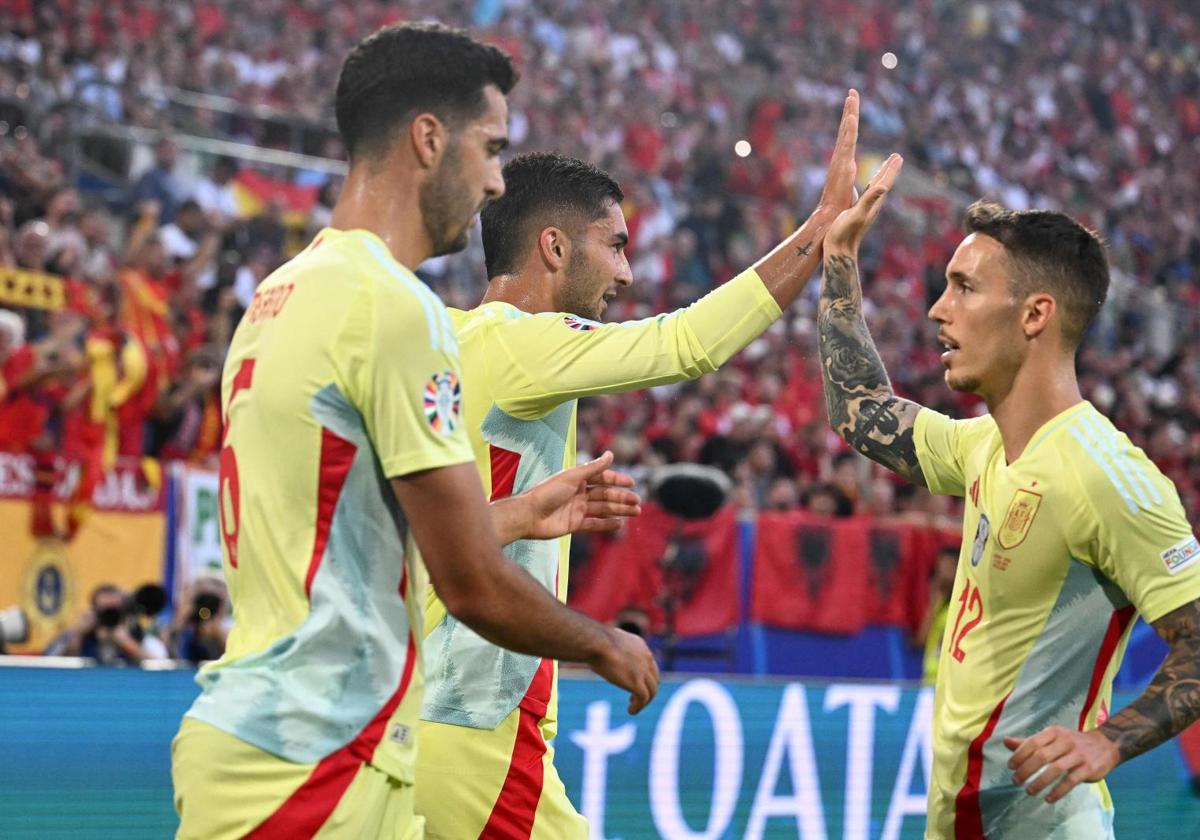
1099,600,1200,762
817,253,927,486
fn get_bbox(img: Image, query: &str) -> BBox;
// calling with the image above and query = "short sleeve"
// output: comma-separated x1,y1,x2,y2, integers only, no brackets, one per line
1083,459,1200,623
914,408,994,497
347,276,474,479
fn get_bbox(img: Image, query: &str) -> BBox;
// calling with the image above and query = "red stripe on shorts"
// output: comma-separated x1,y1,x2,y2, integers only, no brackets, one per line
479,656,556,839
304,428,357,600
245,630,418,839
1078,605,1136,729
479,707,548,840
954,692,1010,840
489,444,521,500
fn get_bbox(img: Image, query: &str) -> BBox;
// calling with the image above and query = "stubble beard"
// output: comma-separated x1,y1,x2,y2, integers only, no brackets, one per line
560,247,605,321
419,147,475,259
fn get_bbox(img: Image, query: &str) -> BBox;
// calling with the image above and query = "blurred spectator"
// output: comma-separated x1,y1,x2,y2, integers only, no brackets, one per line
159,199,219,289
915,545,960,685
128,137,183,224
149,344,221,463
803,482,854,518
192,156,241,225
14,220,49,271
169,578,229,665
44,583,170,665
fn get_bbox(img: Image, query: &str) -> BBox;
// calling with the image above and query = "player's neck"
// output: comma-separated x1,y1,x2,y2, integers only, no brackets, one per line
329,167,431,270
481,271,556,313
985,357,1083,465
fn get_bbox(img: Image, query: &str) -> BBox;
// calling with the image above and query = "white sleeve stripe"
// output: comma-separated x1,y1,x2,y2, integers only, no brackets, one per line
1069,423,1139,513
1077,413,1162,507
363,239,449,353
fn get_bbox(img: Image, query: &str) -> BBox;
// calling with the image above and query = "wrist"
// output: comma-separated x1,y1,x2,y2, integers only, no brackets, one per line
584,624,618,668
1092,725,1124,768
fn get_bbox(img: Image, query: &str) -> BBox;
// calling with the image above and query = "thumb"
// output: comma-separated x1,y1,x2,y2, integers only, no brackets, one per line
567,450,615,483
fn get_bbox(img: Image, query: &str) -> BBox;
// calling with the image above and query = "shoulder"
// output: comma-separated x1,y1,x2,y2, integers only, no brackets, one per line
1058,406,1173,514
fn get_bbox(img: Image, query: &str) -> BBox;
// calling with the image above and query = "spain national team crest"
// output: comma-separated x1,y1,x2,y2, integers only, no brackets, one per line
563,315,599,332
997,489,1042,549
423,371,461,435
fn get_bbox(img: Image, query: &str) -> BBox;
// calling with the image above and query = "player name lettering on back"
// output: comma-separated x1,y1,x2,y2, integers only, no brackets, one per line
247,283,295,323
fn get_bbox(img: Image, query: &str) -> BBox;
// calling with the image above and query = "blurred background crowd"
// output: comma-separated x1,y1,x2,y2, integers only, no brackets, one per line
1,0,1200,623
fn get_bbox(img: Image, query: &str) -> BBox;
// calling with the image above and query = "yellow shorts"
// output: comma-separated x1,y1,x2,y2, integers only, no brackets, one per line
172,716,423,840
414,707,587,840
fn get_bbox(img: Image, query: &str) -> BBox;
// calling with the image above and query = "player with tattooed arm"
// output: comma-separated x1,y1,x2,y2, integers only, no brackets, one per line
816,160,1200,839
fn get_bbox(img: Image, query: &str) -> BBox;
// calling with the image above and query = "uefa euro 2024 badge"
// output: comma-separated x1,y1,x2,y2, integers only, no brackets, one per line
423,371,462,435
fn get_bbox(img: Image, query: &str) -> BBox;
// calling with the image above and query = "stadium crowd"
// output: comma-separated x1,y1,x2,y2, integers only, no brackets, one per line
1,0,1200,531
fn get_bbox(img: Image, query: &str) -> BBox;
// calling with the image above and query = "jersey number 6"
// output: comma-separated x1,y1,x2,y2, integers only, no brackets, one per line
219,359,255,569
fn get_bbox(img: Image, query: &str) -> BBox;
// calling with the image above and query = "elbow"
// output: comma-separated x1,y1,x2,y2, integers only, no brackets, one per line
438,580,487,627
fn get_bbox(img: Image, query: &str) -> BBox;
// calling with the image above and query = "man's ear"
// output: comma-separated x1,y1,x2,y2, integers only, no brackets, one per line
537,226,570,272
1022,292,1056,340
409,113,447,170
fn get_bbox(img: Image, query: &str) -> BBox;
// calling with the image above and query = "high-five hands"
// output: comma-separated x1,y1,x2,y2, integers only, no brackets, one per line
825,153,904,255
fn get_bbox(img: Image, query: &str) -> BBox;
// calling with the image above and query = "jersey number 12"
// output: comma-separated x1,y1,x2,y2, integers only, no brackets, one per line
949,580,983,662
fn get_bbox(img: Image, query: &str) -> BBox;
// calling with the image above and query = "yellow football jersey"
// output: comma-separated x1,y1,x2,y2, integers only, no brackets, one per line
185,227,474,784
419,268,780,736
915,400,1200,838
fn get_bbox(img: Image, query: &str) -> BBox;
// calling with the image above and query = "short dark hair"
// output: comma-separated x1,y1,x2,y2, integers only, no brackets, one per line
963,200,1109,348
335,22,517,162
481,152,624,277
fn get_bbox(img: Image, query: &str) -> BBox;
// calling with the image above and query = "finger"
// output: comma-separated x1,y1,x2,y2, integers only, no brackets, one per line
596,468,635,488
864,152,902,193
1003,736,1024,752
1025,751,1083,797
584,501,641,520
628,682,651,714
1012,736,1072,784
860,156,904,224
832,90,860,161
584,497,640,515
1045,766,1088,804
579,518,625,533
585,485,641,504
1007,729,1054,769
564,450,615,483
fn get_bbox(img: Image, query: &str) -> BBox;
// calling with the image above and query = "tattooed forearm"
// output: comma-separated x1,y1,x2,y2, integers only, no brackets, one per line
818,253,927,485
795,242,813,257
1099,601,1200,763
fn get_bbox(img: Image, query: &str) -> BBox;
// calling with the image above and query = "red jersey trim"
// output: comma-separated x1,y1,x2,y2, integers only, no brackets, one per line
304,428,357,600
955,692,1010,840
489,444,521,501
1078,605,1137,730
245,629,418,839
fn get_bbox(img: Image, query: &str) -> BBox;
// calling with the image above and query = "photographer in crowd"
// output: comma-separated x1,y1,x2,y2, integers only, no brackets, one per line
45,584,170,665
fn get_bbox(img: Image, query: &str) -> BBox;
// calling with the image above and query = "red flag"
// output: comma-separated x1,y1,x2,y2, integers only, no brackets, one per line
568,503,739,636
752,512,870,634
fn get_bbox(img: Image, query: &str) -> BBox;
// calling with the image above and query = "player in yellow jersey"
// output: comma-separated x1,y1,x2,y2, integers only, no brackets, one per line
815,158,1200,838
170,23,659,840
414,93,866,838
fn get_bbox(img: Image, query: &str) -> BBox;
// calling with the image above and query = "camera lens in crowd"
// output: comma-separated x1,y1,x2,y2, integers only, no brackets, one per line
96,607,124,629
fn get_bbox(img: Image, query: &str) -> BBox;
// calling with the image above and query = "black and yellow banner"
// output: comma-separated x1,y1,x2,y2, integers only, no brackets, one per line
0,268,66,311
